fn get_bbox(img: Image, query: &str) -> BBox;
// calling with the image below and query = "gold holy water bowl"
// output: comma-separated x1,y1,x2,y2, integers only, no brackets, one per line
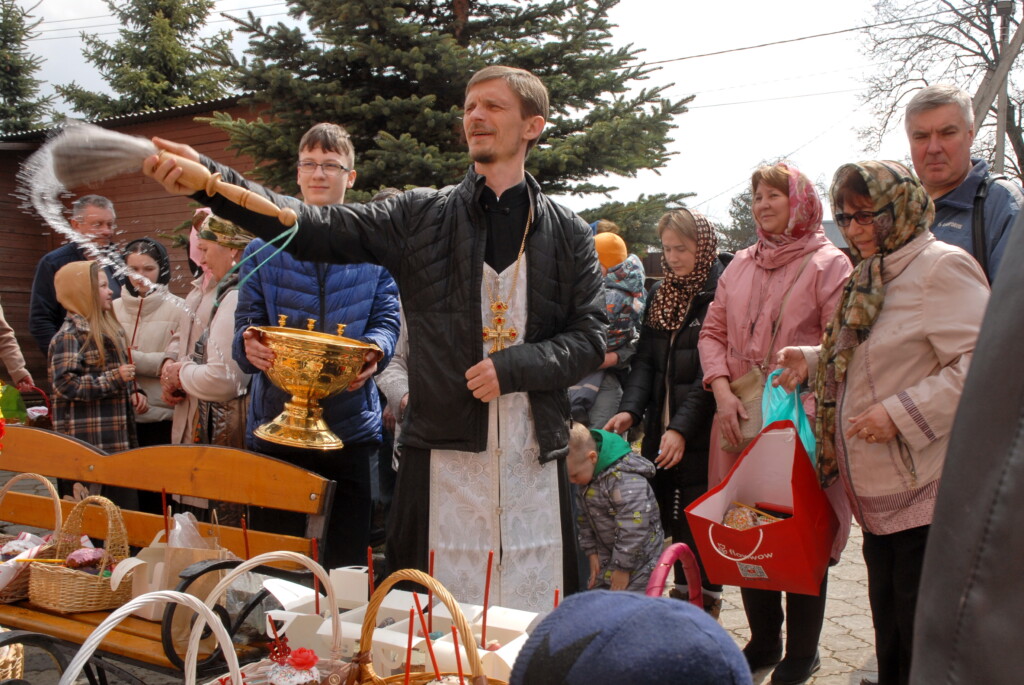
251,322,382,450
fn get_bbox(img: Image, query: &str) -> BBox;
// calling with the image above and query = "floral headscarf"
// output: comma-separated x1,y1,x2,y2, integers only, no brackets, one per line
197,214,254,250
813,160,934,486
754,162,823,245
751,163,829,270
645,209,718,331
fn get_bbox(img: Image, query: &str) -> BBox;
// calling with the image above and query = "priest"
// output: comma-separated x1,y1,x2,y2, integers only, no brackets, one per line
144,65,606,610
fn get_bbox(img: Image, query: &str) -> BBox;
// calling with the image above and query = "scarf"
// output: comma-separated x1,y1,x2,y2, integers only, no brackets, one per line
814,161,934,486
645,209,718,331
751,162,828,270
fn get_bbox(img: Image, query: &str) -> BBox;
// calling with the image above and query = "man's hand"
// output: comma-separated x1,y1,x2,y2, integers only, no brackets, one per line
466,358,501,402
243,329,275,371
347,351,380,392
598,351,619,370
656,429,685,469
609,569,630,591
142,137,202,196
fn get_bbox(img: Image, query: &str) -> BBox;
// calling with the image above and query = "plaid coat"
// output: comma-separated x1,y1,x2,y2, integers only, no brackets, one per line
48,314,137,453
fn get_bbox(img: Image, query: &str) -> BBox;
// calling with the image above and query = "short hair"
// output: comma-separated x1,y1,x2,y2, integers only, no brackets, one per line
568,421,595,461
466,66,549,152
905,85,974,130
657,209,699,244
751,163,793,197
594,219,620,234
371,187,402,202
831,166,871,210
298,123,356,164
71,195,114,219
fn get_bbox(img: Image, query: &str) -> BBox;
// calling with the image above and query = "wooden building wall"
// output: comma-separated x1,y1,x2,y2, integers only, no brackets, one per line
0,102,263,392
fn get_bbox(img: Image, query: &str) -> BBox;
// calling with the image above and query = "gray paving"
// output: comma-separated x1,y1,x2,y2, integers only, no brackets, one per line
721,522,878,684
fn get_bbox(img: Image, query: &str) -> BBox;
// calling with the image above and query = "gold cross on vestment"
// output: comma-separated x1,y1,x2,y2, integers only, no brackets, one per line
483,301,518,353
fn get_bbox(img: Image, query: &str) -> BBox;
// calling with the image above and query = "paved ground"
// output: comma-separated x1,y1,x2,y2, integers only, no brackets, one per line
1,469,879,683
721,522,878,685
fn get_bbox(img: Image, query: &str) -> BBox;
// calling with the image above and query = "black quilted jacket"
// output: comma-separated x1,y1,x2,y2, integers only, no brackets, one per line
617,256,730,459
195,160,607,462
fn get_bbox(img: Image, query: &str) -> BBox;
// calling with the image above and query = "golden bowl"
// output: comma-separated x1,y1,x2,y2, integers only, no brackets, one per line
250,326,383,450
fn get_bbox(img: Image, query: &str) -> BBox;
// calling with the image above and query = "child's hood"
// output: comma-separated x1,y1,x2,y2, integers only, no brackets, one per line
590,429,638,476
54,261,97,317
605,253,646,295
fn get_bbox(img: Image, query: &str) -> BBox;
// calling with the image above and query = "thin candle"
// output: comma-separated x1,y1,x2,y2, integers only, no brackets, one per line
554,588,560,609
240,514,250,560
451,625,465,685
428,548,435,631
312,538,321,615
161,488,170,542
482,549,494,645
413,592,441,680
404,607,414,685
367,546,375,598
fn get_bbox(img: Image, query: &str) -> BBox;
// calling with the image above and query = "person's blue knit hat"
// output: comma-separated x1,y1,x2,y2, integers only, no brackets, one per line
510,590,752,685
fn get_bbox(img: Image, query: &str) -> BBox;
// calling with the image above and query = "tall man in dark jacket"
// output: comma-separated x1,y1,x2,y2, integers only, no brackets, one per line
144,66,606,608
233,123,400,569
29,195,122,354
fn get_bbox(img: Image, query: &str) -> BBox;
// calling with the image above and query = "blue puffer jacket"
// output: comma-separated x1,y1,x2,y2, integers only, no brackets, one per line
232,240,400,448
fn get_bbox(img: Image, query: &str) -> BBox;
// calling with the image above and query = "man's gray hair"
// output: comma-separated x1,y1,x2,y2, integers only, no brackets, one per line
71,194,115,219
905,85,974,130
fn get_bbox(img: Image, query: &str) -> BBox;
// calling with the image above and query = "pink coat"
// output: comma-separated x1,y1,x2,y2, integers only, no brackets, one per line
698,231,852,559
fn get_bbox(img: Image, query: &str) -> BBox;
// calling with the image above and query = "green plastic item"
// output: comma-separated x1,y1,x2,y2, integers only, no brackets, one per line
0,383,29,423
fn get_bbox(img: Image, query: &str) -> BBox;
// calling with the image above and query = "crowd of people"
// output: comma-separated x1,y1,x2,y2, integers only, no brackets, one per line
2,68,1017,685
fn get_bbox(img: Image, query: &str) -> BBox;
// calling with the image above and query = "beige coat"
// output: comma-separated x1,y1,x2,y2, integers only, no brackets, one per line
801,232,989,534
113,286,184,423
0,300,29,386
163,276,245,444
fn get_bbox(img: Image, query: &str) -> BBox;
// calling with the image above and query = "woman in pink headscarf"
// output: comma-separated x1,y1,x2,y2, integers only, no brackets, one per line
697,162,852,685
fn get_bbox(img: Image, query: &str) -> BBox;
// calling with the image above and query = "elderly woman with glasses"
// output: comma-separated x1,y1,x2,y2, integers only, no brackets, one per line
776,161,990,685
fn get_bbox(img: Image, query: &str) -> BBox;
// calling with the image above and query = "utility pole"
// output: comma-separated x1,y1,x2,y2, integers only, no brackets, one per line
994,1,1016,174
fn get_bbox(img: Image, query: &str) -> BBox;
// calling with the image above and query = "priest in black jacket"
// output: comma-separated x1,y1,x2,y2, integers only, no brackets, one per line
144,66,606,608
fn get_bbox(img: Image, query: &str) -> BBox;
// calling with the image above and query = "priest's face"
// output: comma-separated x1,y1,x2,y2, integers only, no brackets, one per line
463,79,544,167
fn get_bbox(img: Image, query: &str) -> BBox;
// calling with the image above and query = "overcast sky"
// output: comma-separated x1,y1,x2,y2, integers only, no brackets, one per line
28,0,916,223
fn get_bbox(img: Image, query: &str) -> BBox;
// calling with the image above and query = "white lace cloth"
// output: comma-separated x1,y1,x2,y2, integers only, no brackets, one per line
428,261,563,611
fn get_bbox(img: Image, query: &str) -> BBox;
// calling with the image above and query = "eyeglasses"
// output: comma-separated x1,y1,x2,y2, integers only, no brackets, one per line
834,205,891,228
296,161,351,176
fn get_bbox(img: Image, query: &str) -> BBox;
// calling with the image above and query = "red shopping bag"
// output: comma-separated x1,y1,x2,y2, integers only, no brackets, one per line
684,421,837,595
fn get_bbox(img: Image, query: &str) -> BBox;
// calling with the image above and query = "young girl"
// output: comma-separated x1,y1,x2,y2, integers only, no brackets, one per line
49,261,146,506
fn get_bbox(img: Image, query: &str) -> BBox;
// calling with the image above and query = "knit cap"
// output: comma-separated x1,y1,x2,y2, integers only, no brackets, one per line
510,590,752,685
594,232,627,269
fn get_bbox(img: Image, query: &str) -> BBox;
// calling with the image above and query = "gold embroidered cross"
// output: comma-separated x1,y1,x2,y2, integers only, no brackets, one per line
483,301,518,353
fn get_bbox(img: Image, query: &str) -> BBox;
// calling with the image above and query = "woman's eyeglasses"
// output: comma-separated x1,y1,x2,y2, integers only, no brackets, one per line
296,161,351,176
835,205,891,228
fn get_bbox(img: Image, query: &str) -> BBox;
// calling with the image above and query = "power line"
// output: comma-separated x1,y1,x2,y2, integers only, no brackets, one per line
687,87,862,110
637,5,970,68
32,2,286,36
29,10,290,42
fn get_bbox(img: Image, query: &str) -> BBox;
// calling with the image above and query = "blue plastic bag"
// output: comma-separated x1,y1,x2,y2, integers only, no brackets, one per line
761,369,816,461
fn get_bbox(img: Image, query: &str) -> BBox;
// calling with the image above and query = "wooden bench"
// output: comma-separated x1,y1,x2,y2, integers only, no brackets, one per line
0,425,336,683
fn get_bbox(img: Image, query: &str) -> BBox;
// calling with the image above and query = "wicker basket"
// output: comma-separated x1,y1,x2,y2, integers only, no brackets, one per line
194,550,351,685
28,495,133,613
356,568,507,685
0,472,63,603
60,590,243,685
0,627,24,680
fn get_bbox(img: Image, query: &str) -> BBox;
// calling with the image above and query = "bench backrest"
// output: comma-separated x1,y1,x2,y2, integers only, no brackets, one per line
0,425,335,560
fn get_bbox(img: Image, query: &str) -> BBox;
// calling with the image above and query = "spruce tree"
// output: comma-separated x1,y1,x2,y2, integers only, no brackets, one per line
207,0,691,204
57,0,231,119
0,0,53,133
